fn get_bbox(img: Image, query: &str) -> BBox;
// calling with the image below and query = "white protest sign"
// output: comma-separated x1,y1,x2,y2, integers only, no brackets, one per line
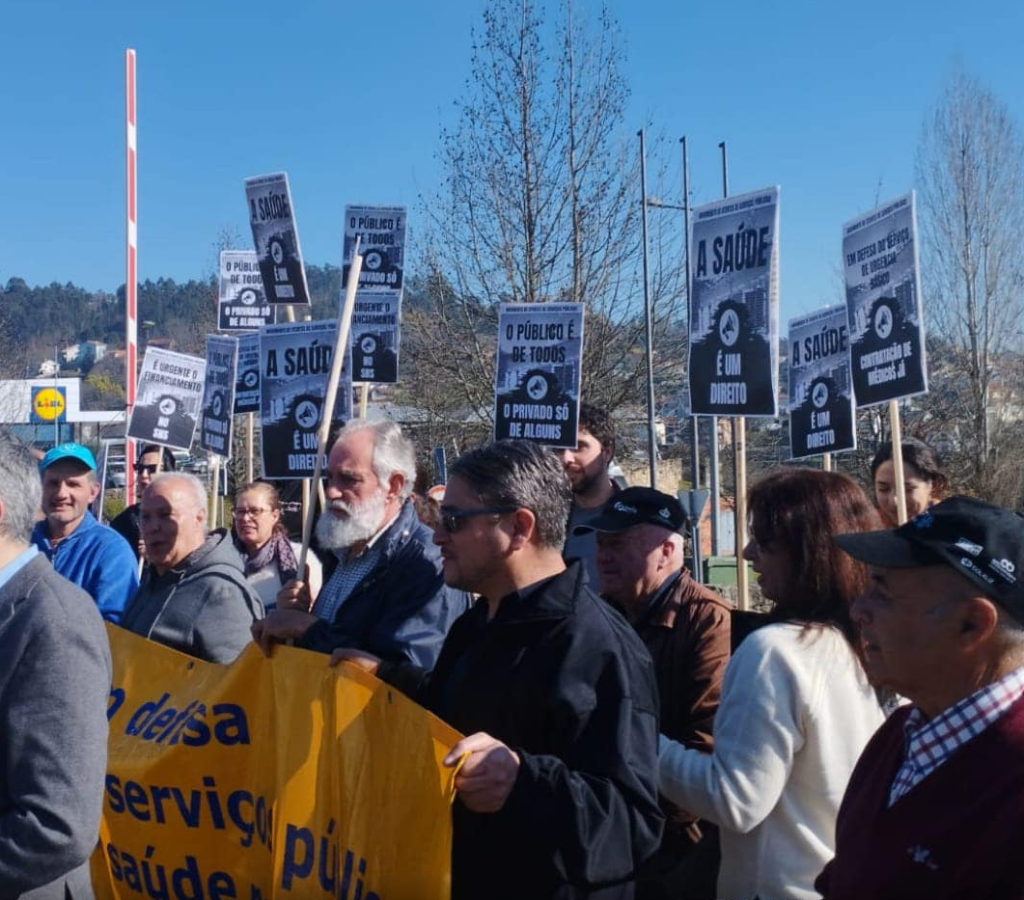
244,172,311,306
127,348,206,451
200,335,239,458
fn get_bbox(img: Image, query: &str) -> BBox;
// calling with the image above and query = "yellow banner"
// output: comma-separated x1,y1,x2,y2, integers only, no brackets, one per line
93,626,459,899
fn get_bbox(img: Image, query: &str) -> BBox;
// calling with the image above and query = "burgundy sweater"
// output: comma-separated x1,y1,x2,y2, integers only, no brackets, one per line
817,693,1024,900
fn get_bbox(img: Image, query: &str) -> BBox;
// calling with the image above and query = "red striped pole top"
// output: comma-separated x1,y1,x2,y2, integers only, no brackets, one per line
125,49,138,503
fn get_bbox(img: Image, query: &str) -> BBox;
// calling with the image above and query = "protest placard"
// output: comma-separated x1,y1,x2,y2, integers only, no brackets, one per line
843,192,928,407
92,627,457,899
218,251,277,332
342,204,406,294
341,205,407,385
127,348,206,451
350,293,400,383
494,303,583,448
245,172,311,306
259,321,353,480
688,185,780,416
200,336,238,458
788,305,856,459
233,332,261,414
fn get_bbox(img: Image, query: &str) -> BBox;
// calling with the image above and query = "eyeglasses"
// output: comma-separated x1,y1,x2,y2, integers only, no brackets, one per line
135,463,159,475
438,506,516,534
233,507,270,520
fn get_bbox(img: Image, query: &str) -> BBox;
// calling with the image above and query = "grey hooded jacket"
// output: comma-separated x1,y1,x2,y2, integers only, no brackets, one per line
121,529,263,663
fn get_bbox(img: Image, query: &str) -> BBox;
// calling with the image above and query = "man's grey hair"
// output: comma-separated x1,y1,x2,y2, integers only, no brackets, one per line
450,440,572,549
149,472,208,513
0,430,42,543
334,420,416,500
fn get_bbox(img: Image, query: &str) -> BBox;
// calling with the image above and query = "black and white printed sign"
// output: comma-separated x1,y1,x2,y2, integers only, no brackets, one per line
788,305,856,459
342,204,407,384
200,336,238,458
259,321,353,480
843,192,928,407
218,251,277,332
127,348,206,451
233,332,261,414
245,172,311,306
494,303,583,448
688,186,780,416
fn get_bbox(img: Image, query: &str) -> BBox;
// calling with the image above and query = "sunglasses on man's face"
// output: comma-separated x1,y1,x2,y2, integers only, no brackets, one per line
135,463,159,475
437,507,516,534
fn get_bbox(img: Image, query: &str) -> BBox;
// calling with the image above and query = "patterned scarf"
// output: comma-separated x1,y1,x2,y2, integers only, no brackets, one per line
244,530,299,584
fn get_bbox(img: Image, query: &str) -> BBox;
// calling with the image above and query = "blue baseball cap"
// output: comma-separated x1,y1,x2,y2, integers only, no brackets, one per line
38,442,97,474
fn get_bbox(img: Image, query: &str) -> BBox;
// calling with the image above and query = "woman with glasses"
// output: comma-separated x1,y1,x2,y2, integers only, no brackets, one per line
232,481,321,612
657,468,886,900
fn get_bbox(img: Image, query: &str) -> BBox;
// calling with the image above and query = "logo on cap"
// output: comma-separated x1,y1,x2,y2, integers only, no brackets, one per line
954,538,983,557
613,502,637,514
990,558,1017,583
658,508,671,519
961,557,996,585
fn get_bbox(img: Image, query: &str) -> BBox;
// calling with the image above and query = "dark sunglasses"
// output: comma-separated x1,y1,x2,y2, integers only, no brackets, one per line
438,506,516,534
134,463,159,475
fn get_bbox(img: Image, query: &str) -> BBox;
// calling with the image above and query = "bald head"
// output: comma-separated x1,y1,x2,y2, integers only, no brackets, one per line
140,473,208,574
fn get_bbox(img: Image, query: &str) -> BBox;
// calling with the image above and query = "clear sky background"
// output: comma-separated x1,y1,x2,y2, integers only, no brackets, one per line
3,0,1023,326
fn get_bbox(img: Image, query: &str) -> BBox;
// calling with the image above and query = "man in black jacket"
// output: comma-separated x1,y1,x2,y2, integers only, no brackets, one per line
335,440,663,899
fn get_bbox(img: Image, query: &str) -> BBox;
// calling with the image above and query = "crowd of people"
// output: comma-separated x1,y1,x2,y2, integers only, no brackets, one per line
1,412,1022,899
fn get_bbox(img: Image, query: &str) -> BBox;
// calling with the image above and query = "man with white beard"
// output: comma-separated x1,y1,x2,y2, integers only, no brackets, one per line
252,420,470,669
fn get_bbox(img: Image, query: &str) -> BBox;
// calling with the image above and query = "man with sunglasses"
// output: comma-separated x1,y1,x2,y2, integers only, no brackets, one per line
30,442,138,623
110,443,177,561
252,420,469,669
334,440,663,899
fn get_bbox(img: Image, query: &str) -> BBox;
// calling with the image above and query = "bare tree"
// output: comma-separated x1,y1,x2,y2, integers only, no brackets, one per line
403,0,685,435
916,71,1024,497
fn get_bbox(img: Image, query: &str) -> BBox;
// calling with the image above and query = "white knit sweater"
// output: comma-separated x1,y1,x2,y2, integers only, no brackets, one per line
658,622,885,900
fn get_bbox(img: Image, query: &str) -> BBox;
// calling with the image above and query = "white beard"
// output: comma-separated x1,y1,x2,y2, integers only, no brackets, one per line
315,491,387,550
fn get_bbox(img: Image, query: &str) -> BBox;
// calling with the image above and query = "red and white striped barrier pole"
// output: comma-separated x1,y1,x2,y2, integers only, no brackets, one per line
125,49,138,503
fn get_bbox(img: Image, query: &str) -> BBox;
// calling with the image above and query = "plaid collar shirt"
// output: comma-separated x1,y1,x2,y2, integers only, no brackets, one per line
889,663,1024,806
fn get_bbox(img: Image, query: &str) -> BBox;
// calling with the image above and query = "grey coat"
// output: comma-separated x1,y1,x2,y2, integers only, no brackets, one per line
0,551,111,900
120,530,263,664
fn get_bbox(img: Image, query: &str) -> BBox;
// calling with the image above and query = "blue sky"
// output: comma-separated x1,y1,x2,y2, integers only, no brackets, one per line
3,0,1023,327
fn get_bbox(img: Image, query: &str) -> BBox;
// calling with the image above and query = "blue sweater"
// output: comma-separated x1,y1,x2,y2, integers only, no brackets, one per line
31,512,139,623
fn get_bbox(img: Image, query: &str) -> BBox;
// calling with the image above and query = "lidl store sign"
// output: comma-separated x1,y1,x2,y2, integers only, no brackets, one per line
31,386,67,423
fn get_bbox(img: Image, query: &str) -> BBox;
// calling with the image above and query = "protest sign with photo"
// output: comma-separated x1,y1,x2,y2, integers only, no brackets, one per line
688,185,780,417
494,303,583,448
259,321,353,480
200,336,238,458
342,205,407,384
843,192,928,407
127,348,206,451
788,305,856,459
234,332,261,414
245,172,311,306
218,250,277,332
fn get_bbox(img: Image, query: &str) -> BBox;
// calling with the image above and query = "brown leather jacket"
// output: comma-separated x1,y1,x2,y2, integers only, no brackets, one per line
631,569,731,754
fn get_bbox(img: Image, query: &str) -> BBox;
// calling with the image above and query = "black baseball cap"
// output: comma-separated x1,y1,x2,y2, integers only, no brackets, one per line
573,487,686,536
835,496,1024,623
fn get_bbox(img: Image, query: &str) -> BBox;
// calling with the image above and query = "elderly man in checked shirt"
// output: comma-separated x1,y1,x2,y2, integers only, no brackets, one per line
816,496,1024,900
252,420,469,669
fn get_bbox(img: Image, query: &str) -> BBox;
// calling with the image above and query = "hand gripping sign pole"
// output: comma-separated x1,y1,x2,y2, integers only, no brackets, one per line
296,239,363,579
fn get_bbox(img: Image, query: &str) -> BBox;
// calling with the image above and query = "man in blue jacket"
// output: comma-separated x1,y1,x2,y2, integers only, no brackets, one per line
30,442,139,622
252,420,469,670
